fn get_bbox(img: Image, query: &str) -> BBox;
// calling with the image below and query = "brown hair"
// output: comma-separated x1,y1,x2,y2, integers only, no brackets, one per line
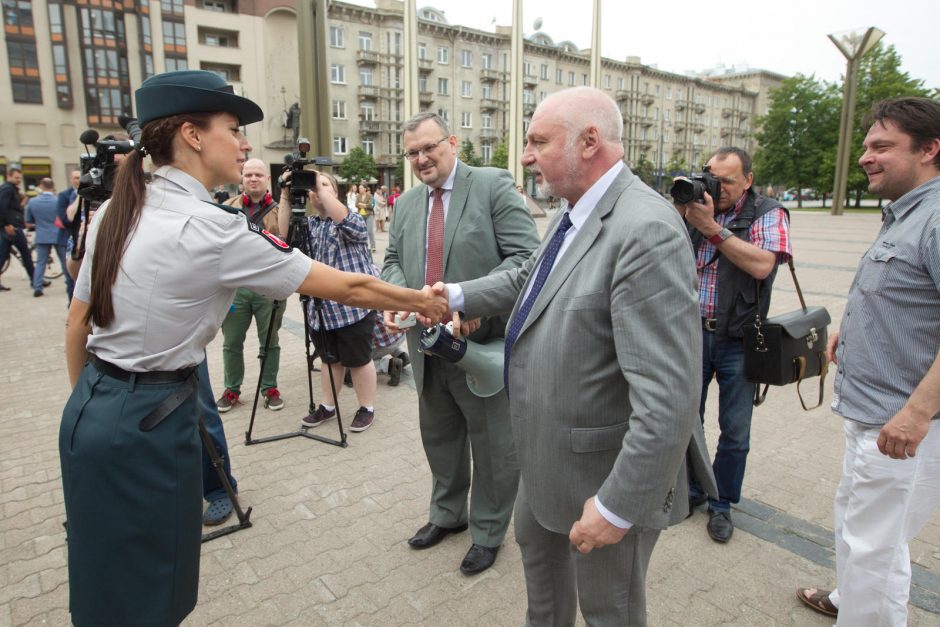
86,113,214,327
864,97,940,169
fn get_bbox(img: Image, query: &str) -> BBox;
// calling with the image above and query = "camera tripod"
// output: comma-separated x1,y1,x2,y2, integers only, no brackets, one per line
244,193,348,449
199,414,252,542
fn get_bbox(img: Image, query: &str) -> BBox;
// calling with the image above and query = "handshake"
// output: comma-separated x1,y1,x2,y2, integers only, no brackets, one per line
386,283,481,338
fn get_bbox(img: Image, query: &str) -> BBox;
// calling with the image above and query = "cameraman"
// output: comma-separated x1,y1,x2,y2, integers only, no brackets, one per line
216,158,289,413
673,147,791,543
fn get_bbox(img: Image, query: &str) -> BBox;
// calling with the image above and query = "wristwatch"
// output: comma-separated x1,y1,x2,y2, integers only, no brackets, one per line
708,228,732,246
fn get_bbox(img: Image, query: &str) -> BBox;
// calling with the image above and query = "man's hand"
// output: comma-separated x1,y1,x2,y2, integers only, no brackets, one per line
826,330,840,364
417,285,449,325
878,406,931,460
680,192,721,237
568,496,628,554
384,309,409,333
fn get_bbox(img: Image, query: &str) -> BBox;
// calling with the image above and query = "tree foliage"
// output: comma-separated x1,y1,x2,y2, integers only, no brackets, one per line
458,138,483,167
338,146,377,185
632,152,656,189
490,141,509,170
665,150,688,178
754,75,840,208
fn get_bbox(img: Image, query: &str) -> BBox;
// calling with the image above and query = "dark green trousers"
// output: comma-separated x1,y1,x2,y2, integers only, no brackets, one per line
59,362,202,627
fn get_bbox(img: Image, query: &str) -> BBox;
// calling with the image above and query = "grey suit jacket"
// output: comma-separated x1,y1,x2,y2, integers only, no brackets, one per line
381,161,540,394
461,166,713,532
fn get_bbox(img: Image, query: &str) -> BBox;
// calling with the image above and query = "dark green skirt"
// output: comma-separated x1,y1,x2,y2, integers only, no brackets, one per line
59,362,202,627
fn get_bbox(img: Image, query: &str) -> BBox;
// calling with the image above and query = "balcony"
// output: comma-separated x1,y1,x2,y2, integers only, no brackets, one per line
673,119,687,131
523,73,538,87
615,90,631,102
358,85,380,99
480,98,502,111
691,123,705,134
641,94,654,106
418,58,433,72
480,127,501,141
419,90,433,104
376,154,399,166
480,68,502,82
722,107,733,118
356,50,380,65
523,101,535,116
720,127,731,137
695,102,706,114
674,99,688,111
360,120,382,133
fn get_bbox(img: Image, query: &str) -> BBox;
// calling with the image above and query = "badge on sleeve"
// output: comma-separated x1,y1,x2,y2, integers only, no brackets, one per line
247,220,292,252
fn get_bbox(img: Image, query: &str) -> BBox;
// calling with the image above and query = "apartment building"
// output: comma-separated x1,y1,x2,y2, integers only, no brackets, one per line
1,0,782,191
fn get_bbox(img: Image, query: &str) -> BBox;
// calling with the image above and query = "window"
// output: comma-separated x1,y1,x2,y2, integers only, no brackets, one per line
437,46,448,64
12,78,42,103
360,104,375,121
3,0,33,34
163,21,186,48
437,108,449,122
201,0,234,10
329,26,344,48
664,110,670,121
481,53,492,69
333,136,348,154
461,80,472,98
568,71,575,86
618,77,624,90
418,76,427,92
666,86,672,99
358,31,373,51
481,84,492,99
482,144,492,164
418,43,427,60
540,64,549,80
460,49,472,67
201,62,239,82
6,0,41,103
200,28,238,48
78,6,132,123
160,0,184,15
361,139,374,155
461,111,472,128
165,57,187,71
604,74,611,89
556,68,562,84
359,67,373,86
437,77,448,95
330,64,345,83
481,114,492,128
582,73,588,86
332,100,346,119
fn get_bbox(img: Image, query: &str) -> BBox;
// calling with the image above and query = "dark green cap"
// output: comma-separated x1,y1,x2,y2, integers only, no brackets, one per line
135,70,263,126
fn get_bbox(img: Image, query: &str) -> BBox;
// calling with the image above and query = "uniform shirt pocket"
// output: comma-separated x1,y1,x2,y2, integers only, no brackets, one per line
570,422,629,453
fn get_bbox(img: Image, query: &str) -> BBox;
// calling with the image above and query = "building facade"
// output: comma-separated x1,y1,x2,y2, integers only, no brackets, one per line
1,0,782,192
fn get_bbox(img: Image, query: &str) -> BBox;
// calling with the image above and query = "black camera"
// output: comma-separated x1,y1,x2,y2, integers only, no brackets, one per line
77,116,142,203
281,137,332,216
670,166,721,205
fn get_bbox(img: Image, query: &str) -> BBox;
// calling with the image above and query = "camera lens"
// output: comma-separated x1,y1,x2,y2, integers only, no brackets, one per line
670,179,703,204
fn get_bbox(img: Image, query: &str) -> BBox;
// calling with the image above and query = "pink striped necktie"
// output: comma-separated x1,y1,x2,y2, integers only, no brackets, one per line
425,187,445,285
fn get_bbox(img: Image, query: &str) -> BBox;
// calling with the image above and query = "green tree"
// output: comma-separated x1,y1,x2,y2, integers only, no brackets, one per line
632,152,656,188
394,156,404,184
338,146,377,186
458,138,483,167
490,141,509,170
753,74,840,208
844,43,930,207
665,150,688,178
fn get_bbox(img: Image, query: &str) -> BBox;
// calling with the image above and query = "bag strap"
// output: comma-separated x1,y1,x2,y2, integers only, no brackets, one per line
753,384,769,406
795,352,829,411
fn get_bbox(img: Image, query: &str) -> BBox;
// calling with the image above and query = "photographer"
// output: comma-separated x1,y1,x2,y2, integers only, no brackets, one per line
296,171,380,432
673,147,791,543
216,158,289,413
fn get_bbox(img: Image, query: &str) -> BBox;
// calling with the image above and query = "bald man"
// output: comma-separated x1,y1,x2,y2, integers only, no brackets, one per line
442,87,712,625
216,158,288,413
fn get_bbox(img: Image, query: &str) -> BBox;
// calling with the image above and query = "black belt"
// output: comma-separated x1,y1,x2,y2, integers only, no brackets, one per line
702,318,718,332
89,355,198,431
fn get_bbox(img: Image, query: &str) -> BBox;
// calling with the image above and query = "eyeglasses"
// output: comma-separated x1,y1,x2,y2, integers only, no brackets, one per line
402,137,449,161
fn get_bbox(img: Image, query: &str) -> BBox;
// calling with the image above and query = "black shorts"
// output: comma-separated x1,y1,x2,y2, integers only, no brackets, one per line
312,312,375,368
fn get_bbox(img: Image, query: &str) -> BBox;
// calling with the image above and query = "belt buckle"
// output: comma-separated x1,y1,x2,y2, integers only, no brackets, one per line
703,318,718,332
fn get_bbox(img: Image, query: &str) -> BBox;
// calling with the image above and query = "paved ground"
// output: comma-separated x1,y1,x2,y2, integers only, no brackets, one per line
2,210,939,626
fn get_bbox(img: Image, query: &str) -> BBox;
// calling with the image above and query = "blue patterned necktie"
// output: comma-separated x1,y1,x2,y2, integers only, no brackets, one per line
503,211,574,391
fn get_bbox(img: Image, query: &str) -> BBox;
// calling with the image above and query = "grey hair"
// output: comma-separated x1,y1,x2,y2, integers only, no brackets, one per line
403,111,451,136
544,87,622,143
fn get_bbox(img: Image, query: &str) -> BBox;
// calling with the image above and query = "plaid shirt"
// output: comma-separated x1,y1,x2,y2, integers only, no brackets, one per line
372,311,405,350
305,212,377,330
697,192,792,319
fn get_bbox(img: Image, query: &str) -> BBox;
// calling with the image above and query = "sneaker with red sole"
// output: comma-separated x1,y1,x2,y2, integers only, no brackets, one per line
216,389,240,413
263,387,284,411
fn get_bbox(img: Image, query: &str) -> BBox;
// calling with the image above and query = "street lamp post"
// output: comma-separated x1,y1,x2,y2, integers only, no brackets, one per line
828,26,884,215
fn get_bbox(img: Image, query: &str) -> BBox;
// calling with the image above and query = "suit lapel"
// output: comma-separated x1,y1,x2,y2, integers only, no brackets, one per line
519,168,633,333
402,183,430,287
442,162,469,279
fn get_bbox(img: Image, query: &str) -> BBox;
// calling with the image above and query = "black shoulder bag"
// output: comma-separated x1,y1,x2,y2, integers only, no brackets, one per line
742,259,831,410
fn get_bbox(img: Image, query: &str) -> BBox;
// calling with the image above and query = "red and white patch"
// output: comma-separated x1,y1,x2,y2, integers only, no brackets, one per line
246,220,292,252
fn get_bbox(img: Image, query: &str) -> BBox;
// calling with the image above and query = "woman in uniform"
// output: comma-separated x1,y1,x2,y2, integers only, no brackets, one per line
60,70,446,627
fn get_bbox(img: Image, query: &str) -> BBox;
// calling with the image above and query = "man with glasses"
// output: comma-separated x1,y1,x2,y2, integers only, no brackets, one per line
382,112,539,575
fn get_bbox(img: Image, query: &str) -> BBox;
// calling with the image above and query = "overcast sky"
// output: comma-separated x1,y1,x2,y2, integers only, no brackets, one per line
348,0,937,89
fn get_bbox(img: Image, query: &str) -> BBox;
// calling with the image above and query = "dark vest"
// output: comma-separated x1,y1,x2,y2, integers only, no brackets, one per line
688,190,787,338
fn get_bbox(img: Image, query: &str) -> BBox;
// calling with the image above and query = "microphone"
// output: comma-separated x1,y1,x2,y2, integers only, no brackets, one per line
79,129,100,146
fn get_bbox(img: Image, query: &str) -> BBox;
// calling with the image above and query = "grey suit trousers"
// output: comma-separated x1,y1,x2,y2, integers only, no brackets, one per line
515,481,659,627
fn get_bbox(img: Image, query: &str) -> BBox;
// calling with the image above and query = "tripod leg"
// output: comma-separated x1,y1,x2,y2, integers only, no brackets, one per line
199,417,249,522
245,297,280,442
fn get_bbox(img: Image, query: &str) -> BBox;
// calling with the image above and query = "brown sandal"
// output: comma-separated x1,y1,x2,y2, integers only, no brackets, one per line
796,587,838,617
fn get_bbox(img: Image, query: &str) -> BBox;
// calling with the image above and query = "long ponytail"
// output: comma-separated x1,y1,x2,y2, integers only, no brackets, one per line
85,113,213,327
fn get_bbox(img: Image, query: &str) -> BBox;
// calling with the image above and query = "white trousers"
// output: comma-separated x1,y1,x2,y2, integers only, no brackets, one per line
831,418,940,626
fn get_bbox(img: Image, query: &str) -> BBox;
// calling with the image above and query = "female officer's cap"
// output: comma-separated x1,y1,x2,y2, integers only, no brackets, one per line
135,70,263,127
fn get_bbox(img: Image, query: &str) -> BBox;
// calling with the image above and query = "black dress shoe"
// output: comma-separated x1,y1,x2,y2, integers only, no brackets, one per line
460,544,499,575
407,522,468,549
707,511,733,543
